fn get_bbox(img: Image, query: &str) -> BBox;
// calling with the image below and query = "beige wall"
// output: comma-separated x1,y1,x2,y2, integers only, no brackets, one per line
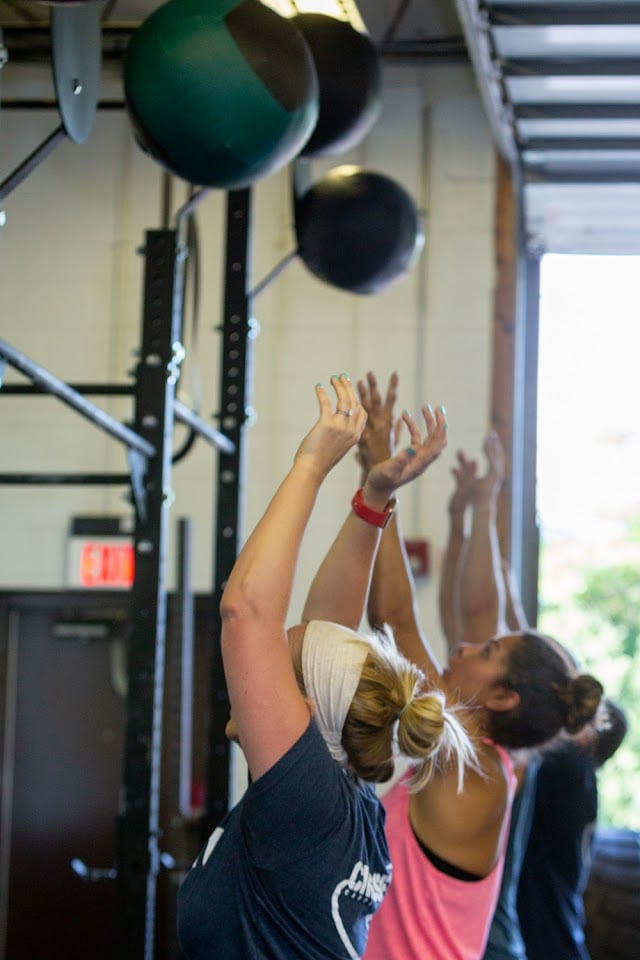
0,58,496,663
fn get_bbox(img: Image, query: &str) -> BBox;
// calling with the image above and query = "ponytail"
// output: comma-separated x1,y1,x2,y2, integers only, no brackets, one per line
399,692,475,792
342,628,476,791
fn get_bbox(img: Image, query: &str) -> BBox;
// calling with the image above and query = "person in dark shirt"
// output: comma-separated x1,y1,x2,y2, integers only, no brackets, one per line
517,699,627,960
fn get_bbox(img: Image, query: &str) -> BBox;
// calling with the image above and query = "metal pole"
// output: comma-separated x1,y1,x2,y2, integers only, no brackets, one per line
0,382,133,395
0,472,131,485
204,188,253,838
0,339,155,458
0,125,67,203
116,229,183,960
174,400,235,454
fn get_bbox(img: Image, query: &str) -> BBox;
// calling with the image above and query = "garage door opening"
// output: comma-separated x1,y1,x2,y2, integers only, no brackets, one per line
536,253,640,830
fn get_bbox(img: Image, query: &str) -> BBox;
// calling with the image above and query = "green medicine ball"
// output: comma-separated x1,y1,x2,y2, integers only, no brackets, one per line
124,0,319,188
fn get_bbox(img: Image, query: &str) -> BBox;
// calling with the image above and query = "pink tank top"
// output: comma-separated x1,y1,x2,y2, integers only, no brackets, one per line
364,742,516,960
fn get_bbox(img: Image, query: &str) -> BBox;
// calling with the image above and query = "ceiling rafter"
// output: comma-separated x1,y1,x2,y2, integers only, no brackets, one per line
456,0,640,252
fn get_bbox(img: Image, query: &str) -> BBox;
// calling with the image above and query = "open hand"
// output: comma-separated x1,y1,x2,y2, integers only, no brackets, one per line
448,450,478,517
295,374,368,475
356,371,399,472
470,430,504,504
365,403,448,498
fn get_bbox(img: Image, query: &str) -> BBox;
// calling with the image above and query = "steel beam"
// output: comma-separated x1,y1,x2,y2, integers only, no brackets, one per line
515,103,640,119
454,0,518,164
489,4,640,27
0,126,67,203
116,229,182,960
520,137,640,150
0,339,154,458
1,23,468,65
502,57,640,76
0,472,131,484
203,189,253,841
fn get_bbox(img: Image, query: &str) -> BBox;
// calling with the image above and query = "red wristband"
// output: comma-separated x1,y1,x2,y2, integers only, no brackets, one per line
351,487,397,529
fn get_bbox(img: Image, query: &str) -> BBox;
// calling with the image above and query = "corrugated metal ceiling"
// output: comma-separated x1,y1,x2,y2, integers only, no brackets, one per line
2,0,640,254
456,0,640,254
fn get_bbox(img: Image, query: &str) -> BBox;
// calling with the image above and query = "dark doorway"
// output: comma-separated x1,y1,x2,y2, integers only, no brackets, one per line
0,591,215,960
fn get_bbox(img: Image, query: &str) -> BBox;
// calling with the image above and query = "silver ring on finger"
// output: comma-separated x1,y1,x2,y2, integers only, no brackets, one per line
336,409,353,417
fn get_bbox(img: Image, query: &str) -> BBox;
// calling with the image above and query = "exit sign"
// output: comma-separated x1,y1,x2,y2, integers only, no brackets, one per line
66,517,134,589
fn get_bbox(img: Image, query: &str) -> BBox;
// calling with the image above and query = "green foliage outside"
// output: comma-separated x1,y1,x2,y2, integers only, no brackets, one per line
538,542,640,830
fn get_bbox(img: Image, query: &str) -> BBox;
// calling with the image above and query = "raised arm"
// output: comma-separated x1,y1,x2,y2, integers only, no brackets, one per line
502,558,529,632
220,374,366,781
303,376,449,632
456,431,509,645
356,372,447,689
438,450,477,653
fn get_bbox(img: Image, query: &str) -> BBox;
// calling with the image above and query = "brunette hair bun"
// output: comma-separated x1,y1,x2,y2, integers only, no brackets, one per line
562,673,603,735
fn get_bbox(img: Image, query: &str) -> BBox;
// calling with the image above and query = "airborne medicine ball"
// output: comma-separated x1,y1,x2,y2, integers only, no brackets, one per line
123,0,319,188
295,166,424,295
292,13,382,158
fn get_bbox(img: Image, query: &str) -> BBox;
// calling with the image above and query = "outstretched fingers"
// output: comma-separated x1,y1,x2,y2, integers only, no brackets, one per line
356,371,399,470
357,370,398,417
356,371,378,411
327,374,368,436
426,403,448,448
469,430,504,504
315,380,335,418
298,374,367,473
400,403,447,455
452,450,477,482
384,371,399,415
366,401,448,493
448,449,477,516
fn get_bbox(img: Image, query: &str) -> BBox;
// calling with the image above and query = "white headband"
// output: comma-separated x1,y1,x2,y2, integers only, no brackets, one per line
301,620,371,767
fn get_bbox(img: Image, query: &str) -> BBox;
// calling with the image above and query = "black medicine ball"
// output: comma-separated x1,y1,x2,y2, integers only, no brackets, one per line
295,165,424,295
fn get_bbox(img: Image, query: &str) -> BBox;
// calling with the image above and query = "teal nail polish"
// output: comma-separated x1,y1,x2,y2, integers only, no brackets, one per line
439,405,447,416
406,446,416,457
331,374,339,380
426,403,434,414
341,372,350,381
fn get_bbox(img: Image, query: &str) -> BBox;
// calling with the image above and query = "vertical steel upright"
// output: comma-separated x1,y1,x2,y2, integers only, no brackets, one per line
204,188,253,838
116,229,183,959
511,252,541,626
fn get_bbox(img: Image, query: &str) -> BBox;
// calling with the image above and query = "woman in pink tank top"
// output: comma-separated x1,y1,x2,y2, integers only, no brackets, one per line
350,373,603,960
